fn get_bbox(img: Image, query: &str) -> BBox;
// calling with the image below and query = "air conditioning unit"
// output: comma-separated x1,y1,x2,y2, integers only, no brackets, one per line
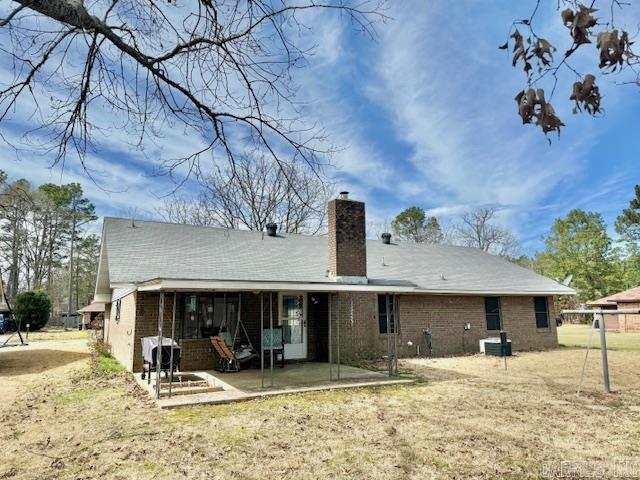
479,337,512,356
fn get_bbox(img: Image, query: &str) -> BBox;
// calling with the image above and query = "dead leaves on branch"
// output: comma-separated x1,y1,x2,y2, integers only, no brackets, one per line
597,30,633,71
503,2,637,140
561,4,598,52
502,29,554,77
570,74,601,115
515,88,564,141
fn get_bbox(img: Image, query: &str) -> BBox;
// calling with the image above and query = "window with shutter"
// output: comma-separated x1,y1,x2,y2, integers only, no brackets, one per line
484,297,501,331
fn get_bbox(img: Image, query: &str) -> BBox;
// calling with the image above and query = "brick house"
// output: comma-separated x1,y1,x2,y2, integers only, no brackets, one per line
588,287,640,332
95,193,574,372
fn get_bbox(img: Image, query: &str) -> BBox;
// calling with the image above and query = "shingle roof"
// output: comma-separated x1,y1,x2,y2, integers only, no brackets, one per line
98,217,575,295
607,286,640,303
586,295,617,307
77,302,105,313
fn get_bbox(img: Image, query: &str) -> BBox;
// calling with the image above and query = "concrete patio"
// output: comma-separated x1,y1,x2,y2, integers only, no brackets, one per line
134,362,414,408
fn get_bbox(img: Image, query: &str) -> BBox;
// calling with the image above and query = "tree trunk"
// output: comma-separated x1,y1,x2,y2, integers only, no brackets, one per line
67,215,76,329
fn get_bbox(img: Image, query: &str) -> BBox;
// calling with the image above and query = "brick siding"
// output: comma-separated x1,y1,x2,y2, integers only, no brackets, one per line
327,198,367,278
108,290,559,372
331,293,559,361
619,302,640,332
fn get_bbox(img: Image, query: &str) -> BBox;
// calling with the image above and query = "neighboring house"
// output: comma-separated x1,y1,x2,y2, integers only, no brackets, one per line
95,193,574,372
589,287,640,333
586,296,619,331
77,302,105,330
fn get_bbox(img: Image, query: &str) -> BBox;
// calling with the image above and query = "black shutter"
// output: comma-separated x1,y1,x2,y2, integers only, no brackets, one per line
484,297,501,331
534,297,549,328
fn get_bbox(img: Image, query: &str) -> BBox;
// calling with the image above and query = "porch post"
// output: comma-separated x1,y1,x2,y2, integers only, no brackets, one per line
168,292,177,397
393,296,398,376
223,293,227,335
155,291,165,399
260,293,265,389
386,294,392,377
336,294,341,380
328,293,333,381
269,292,274,387
238,293,242,345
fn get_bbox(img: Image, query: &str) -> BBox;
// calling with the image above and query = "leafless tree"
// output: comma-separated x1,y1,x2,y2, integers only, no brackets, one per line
502,0,639,140
0,1,385,187
454,207,518,256
367,218,392,240
157,155,332,233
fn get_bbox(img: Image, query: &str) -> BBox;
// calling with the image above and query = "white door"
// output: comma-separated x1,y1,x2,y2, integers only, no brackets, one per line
279,293,307,360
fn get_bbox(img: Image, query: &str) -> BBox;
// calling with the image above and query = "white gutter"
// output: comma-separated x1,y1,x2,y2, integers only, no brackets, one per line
132,278,575,296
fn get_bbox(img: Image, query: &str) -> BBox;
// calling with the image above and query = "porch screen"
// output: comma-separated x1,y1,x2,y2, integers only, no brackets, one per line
183,295,199,339
181,294,239,339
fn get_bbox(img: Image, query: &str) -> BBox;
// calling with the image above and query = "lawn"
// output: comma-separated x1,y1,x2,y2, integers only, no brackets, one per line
1,338,639,479
558,323,640,351
29,327,92,342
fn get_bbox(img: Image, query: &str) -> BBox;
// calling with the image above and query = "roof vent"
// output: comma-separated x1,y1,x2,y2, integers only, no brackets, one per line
266,222,278,237
381,232,391,245
339,191,349,200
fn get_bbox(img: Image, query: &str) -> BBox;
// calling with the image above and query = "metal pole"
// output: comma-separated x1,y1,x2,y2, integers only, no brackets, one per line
269,292,274,387
238,293,242,347
597,311,611,393
393,296,398,376
577,314,597,397
328,293,333,381
168,292,176,397
260,293,265,389
223,293,227,338
336,294,341,380
155,292,165,400
386,294,392,377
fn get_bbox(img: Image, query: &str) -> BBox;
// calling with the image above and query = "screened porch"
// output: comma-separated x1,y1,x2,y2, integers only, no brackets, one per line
135,288,404,402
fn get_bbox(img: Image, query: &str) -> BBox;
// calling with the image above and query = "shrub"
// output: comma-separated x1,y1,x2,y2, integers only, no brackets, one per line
13,291,51,331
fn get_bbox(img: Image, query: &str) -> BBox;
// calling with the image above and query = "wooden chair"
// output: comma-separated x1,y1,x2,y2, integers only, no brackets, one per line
210,336,239,372
210,336,257,372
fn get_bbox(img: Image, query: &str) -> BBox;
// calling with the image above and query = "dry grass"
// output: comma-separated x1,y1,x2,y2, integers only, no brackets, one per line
1,339,640,479
558,324,640,351
23,328,91,342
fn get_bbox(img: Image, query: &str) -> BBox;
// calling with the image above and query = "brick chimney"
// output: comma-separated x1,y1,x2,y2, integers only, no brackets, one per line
327,192,367,282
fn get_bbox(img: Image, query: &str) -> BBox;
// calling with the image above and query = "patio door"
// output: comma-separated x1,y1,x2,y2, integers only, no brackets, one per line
279,293,307,360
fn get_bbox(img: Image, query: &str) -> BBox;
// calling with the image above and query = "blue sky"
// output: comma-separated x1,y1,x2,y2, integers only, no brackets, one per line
0,1,639,253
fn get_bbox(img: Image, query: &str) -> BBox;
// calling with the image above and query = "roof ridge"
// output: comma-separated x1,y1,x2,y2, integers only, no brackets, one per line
103,216,326,238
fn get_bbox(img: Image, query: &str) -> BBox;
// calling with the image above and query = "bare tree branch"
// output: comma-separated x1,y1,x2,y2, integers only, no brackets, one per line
157,154,332,234
0,0,387,193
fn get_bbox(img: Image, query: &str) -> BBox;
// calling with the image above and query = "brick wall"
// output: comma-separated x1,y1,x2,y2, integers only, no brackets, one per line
619,302,640,332
327,198,367,278
331,293,559,361
109,290,560,372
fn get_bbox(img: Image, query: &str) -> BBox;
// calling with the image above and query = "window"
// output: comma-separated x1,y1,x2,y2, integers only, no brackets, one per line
182,294,239,339
534,296,549,329
115,299,121,322
183,295,199,339
378,295,399,334
484,297,501,331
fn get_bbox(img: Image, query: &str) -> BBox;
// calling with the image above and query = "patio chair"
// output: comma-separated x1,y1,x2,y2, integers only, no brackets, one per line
140,337,181,383
210,335,257,373
262,326,285,368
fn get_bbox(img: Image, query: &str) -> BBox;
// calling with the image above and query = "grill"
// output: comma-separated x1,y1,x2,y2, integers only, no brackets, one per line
140,336,181,383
